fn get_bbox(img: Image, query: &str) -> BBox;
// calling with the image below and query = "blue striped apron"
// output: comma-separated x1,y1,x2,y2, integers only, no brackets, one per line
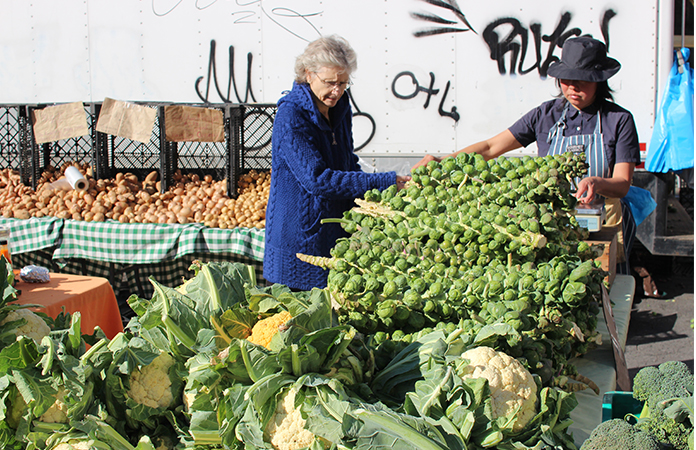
546,102,610,181
546,102,632,269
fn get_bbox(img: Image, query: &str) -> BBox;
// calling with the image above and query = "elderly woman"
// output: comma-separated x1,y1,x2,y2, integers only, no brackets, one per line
264,35,409,291
415,37,641,274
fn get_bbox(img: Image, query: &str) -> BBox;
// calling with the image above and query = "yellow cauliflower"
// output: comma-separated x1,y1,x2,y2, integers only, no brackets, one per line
459,346,537,433
264,388,317,450
247,311,292,349
1,308,51,344
127,352,177,409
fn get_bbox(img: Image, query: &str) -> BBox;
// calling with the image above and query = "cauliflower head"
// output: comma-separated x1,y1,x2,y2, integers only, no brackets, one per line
8,387,68,428
264,388,317,450
127,352,177,409
248,311,292,349
183,390,196,412
39,388,69,423
50,441,95,450
1,308,51,344
459,346,538,432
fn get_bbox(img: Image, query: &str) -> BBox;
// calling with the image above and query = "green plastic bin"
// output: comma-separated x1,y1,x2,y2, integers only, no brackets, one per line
601,391,644,422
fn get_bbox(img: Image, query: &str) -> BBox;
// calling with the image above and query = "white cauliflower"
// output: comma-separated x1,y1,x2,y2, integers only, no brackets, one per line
264,388,317,450
50,441,95,450
8,387,68,427
459,346,538,433
183,390,196,412
127,352,176,409
1,308,51,343
38,388,69,423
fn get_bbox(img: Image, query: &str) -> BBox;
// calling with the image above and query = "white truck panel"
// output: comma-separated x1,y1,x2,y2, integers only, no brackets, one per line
0,0,666,159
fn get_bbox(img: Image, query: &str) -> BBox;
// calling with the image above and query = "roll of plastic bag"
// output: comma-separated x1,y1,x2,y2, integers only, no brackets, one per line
48,166,88,192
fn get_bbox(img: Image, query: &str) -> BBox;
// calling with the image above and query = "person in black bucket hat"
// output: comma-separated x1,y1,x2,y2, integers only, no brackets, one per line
414,36,641,276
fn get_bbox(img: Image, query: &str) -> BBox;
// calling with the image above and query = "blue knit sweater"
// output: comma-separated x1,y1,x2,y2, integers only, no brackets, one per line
263,82,396,290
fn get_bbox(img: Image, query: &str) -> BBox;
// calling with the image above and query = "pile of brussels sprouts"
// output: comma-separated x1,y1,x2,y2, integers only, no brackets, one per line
300,152,606,386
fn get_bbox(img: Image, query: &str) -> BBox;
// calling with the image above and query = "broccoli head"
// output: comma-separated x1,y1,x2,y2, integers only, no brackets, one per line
633,361,694,406
580,418,660,450
632,361,694,450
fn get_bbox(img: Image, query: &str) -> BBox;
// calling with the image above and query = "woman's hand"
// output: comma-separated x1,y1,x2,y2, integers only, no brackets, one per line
412,155,440,171
574,162,635,202
396,175,411,190
574,176,603,203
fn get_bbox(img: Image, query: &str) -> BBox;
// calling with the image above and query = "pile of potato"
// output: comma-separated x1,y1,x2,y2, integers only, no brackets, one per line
0,164,270,229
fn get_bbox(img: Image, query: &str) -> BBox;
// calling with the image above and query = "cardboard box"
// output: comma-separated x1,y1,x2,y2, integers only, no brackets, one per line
585,225,618,287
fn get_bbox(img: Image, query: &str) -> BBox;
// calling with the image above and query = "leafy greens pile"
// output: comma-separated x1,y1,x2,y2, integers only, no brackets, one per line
0,259,583,449
0,152,611,449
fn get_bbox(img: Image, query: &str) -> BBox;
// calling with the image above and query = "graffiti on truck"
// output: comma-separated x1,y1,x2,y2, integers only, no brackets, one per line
481,9,617,77
391,71,460,122
152,0,322,42
195,40,257,104
410,0,477,37
411,5,618,78
403,7,618,122
347,90,377,151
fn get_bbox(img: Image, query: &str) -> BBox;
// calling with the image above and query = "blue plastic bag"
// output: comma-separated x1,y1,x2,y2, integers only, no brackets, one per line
622,186,657,226
645,48,694,173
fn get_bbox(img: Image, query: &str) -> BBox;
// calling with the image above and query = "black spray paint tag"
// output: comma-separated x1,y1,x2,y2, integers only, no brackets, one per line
567,144,585,154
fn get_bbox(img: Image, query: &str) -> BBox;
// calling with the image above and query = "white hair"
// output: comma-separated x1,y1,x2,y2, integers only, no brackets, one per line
294,35,357,83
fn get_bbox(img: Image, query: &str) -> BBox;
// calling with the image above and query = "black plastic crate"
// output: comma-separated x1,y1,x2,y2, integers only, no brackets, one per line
25,103,95,190
240,103,274,170
93,102,246,197
0,105,24,171
91,101,163,186
227,103,275,196
161,103,241,196
0,101,277,199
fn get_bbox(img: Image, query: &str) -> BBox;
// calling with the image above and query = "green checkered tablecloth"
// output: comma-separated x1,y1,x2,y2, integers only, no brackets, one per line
0,217,265,263
55,219,265,263
0,217,266,298
1,217,64,254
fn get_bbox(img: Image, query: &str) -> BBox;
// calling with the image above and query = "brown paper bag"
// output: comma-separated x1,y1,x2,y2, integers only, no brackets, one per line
32,102,89,144
164,105,225,142
95,98,157,144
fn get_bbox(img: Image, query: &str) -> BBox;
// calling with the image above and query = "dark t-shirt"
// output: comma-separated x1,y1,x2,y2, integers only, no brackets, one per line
508,98,641,174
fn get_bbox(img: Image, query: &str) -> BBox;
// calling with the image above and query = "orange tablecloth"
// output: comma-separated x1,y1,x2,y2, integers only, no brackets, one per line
12,273,124,339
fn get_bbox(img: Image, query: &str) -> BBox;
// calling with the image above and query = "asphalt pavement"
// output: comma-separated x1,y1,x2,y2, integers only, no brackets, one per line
624,245,694,384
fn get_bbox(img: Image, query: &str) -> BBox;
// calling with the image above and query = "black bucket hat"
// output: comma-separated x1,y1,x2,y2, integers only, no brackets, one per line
547,37,621,82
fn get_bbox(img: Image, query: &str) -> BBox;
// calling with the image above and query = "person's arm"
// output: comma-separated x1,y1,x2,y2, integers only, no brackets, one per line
574,162,635,203
575,106,639,203
277,119,395,199
412,129,523,170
